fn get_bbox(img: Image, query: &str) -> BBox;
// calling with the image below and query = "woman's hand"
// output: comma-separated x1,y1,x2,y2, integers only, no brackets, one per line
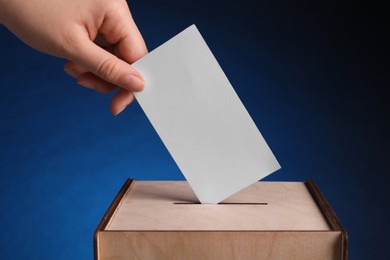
0,0,147,115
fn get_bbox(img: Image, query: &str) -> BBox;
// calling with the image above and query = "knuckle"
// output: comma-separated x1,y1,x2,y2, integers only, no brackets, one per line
105,1,127,18
96,57,120,82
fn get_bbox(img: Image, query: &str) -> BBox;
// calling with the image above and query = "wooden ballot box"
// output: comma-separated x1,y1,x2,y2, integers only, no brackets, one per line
94,179,347,260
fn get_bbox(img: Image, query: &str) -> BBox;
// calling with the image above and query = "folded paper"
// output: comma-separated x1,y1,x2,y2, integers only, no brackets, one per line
133,25,280,204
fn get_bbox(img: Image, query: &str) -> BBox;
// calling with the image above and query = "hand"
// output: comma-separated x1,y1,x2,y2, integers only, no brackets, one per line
0,0,147,115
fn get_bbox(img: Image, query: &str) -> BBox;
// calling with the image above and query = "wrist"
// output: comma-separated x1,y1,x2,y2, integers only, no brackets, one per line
0,0,18,26
0,0,8,25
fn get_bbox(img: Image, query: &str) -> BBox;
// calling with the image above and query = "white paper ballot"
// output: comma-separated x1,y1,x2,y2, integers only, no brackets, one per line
133,25,280,204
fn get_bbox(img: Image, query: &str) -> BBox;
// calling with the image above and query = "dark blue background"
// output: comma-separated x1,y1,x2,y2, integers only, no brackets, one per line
0,1,388,259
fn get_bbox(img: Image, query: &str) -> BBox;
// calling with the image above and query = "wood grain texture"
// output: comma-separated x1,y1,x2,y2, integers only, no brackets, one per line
95,180,347,260
106,181,330,231
98,231,342,260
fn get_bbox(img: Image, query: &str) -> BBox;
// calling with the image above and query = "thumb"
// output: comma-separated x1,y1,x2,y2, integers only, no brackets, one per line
70,38,145,92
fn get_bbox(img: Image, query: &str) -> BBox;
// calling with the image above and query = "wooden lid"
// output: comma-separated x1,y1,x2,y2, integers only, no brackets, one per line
105,181,330,231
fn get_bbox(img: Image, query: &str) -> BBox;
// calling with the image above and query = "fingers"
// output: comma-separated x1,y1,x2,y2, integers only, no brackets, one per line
64,61,88,76
66,2,147,91
63,61,87,86
70,39,145,92
63,2,148,115
64,60,136,115
97,2,148,63
77,73,118,94
110,88,135,116
115,23,148,63
64,61,118,94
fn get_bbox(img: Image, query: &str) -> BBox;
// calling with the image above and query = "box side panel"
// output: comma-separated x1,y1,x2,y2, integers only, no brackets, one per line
306,180,348,259
94,179,134,260
98,231,342,260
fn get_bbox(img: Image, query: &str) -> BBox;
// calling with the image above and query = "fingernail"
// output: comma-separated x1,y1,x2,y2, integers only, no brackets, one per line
123,74,145,92
113,104,127,116
63,67,77,78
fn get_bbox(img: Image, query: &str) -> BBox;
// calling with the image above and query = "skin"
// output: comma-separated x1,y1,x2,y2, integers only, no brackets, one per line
0,0,147,115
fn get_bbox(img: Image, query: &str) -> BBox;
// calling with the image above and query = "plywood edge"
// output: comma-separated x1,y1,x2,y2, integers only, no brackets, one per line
93,178,134,260
305,179,348,260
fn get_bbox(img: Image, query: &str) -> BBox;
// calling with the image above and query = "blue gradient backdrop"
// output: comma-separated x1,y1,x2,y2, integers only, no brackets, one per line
0,1,388,259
